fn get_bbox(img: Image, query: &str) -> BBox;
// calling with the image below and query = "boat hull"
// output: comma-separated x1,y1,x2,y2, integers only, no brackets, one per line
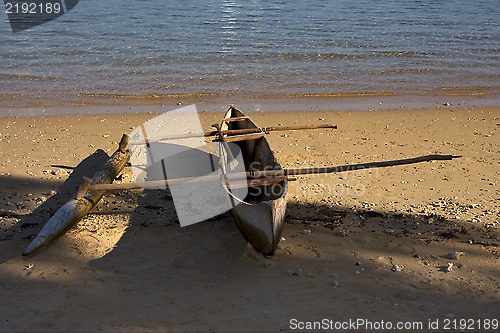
221,107,288,256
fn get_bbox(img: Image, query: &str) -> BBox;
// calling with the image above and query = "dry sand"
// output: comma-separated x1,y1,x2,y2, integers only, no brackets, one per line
0,106,499,332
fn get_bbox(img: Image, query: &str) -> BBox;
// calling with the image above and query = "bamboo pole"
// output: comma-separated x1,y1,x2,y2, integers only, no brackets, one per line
88,175,288,191
128,123,337,144
87,154,461,191
255,154,462,178
209,124,338,137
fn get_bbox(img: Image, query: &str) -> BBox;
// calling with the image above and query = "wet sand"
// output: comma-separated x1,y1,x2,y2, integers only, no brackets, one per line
0,106,499,331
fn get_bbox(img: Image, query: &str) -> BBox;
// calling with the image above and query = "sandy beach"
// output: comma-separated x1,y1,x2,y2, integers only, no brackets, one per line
0,106,499,332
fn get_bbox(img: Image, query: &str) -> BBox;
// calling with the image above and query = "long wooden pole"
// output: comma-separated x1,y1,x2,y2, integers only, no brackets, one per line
254,154,461,178
208,124,338,137
87,176,288,191
88,154,461,191
128,123,337,144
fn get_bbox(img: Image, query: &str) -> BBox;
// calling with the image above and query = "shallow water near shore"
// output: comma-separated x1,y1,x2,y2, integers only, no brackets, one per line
1,0,499,111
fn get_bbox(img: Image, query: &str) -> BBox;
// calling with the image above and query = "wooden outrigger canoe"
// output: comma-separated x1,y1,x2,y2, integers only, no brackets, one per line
22,105,461,256
219,107,288,256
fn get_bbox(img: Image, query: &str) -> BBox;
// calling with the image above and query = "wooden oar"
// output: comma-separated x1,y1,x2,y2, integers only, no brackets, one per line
87,154,461,191
128,123,337,144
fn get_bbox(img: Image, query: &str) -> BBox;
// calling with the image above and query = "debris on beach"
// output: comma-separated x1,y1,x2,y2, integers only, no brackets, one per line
385,229,395,235
391,265,403,272
263,260,275,268
51,169,69,177
337,230,349,237
287,268,303,276
445,251,465,260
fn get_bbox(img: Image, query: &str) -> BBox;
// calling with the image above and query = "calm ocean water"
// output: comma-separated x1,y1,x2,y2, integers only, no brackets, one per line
0,0,499,109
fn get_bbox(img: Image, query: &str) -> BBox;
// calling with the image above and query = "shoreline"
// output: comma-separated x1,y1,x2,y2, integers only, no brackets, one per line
1,107,498,331
1,87,499,117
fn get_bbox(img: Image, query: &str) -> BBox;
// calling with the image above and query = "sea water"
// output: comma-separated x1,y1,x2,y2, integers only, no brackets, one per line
0,0,499,111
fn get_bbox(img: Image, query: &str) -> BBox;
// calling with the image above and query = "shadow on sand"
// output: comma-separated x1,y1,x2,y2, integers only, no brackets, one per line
1,174,499,331
2,153,499,330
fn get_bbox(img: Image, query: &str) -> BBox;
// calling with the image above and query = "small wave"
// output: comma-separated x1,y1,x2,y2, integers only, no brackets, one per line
427,86,500,91
76,92,221,99
426,86,500,97
285,92,399,98
278,53,370,60
0,73,58,81
52,50,90,56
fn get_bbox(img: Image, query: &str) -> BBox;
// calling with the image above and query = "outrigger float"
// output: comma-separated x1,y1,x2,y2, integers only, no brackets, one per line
23,106,460,256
